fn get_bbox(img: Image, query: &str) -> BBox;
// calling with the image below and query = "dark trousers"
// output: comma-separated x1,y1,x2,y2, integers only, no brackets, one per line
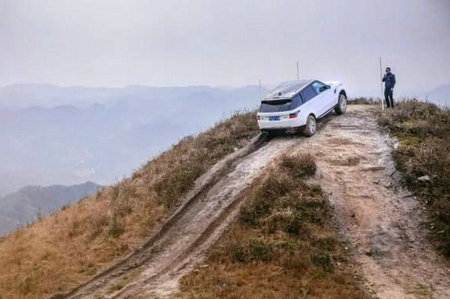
384,88,394,108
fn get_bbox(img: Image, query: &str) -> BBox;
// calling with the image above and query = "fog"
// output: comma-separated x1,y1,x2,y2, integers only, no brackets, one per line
0,0,449,195
0,85,265,196
1,0,449,96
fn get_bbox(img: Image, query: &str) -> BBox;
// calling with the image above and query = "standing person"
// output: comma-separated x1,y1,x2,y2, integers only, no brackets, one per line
382,67,396,108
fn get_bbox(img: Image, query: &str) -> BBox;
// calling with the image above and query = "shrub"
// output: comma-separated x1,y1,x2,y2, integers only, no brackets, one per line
348,97,380,105
239,175,293,226
108,214,125,238
280,154,316,178
231,238,274,264
311,253,334,272
154,163,205,209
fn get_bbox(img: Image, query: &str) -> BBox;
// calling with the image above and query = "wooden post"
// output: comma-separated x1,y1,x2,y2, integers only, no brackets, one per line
258,79,262,99
379,57,384,111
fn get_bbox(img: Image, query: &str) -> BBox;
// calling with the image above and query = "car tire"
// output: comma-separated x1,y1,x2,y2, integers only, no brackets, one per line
335,93,347,115
302,115,316,137
263,132,274,139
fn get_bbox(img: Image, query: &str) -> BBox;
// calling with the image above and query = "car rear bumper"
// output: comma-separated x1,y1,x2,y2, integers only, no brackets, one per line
260,125,305,135
257,117,301,129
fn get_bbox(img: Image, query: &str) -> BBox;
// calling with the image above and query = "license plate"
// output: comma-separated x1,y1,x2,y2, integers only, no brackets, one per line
269,116,280,121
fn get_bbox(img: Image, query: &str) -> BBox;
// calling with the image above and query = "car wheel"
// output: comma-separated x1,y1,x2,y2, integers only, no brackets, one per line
335,93,347,115
302,115,316,137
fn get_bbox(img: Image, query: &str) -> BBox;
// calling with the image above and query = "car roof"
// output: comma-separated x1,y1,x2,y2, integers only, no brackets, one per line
264,79,314,101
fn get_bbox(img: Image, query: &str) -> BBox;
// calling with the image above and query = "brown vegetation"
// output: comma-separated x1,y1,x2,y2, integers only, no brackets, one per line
348,97,380,105
378,100,450,258
0,112,259,299
175,154,369,299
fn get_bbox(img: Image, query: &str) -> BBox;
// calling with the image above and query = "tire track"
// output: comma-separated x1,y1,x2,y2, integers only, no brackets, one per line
50,134,301,299
298,105,450,299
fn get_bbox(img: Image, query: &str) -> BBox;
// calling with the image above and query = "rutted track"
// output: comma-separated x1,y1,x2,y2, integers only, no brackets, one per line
51,133,300,299
297,106,450,299
49,105,450,299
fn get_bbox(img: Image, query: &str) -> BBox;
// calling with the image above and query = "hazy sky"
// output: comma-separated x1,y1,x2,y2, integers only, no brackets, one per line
1,0,449,96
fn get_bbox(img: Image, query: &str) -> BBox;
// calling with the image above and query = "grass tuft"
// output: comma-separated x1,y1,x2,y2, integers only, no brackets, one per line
348,97,380,105
280,154,317,178
231,238,274,264
108,213,125,238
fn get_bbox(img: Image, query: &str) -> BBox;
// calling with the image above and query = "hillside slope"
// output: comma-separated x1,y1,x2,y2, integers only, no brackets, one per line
0,112,258,299
43,107,371,299
0,105,449,299
49,105,450,299
175,105,449,299
55,130,297,299
0,182,101,236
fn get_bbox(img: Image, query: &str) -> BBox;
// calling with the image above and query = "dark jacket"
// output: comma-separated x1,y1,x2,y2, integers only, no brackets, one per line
382,73,396,89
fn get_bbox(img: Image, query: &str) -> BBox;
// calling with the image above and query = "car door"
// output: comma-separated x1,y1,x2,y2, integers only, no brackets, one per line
319,81,336,111
299,84,319,118
311,81,332,116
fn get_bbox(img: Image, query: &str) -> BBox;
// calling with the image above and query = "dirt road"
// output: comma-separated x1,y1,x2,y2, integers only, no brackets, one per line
53,105,449,299
298,105,450,299
55,131,299,299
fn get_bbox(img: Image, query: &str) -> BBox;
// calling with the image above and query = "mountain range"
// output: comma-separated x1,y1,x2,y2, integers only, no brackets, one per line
0,181,102,236
0,82,448,236
425,84,450,106
0,84,267,196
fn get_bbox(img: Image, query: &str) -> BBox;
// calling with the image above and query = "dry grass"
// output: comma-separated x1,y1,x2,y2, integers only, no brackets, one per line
0,112,259,299
378,100,450,258
348,97,380,105
175,154,369,299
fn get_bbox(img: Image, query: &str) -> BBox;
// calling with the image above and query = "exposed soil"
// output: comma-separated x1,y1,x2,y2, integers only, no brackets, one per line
299,105,450,299
52,105,449,299
53,134,299,299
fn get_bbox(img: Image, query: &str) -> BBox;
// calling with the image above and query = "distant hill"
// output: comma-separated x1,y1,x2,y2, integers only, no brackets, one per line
0,83,266,110
0,111,260,298
0,84,266,195
0,181,102,236
425,84,450,106
0,83,121,109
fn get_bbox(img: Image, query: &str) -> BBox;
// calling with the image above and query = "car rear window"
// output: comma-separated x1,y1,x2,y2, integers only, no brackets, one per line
259,95,302,112
260,100,291,112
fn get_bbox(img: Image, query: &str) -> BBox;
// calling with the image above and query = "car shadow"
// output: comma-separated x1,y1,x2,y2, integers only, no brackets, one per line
265,110,338,141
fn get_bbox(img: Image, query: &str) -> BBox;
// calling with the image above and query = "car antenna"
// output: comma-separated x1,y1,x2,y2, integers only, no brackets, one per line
296,61,299,80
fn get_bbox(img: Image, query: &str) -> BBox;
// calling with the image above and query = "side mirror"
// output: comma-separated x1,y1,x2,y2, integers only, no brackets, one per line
319,85,330,92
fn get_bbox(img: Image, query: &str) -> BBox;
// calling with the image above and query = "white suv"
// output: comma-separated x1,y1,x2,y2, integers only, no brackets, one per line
257,80,347,136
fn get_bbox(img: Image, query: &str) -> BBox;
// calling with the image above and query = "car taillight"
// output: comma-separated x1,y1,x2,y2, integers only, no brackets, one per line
289,111,299,118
